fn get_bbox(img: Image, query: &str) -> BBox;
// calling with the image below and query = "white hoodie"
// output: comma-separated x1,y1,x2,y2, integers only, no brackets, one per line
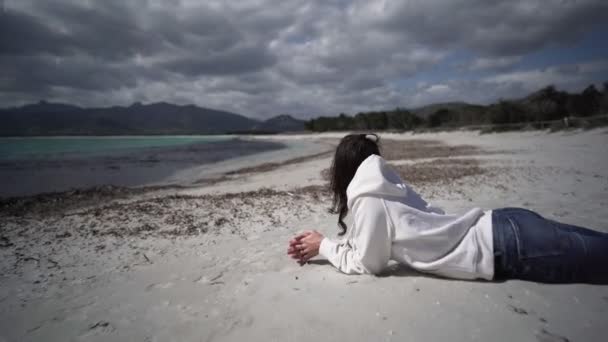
319,154,494,280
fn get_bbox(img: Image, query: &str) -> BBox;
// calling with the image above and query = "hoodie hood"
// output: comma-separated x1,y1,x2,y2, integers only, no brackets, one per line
346,154,435,212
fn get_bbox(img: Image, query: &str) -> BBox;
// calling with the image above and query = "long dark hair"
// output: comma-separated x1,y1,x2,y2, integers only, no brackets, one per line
329,133,381,235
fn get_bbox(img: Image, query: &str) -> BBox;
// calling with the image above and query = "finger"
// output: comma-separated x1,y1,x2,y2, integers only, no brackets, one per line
300,251,314,261
293,232,308,240
288,247,302,255
289,238,302,245
293,231,312,240
300,235,315,243
288,250,302,258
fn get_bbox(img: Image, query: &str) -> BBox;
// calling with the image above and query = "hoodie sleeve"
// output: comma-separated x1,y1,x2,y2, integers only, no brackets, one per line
319,197,391,275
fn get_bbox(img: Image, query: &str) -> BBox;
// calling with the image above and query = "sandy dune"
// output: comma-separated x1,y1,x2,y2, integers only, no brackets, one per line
1,129,607,342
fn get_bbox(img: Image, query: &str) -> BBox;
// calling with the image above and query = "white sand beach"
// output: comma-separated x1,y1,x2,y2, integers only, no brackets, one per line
1,129,607,342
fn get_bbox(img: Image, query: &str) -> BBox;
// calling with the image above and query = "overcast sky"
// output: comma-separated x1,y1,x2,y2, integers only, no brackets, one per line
1,0,608,119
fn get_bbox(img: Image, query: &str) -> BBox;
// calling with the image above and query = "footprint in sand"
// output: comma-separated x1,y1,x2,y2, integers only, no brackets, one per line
535,328,570,342
145,282,174,291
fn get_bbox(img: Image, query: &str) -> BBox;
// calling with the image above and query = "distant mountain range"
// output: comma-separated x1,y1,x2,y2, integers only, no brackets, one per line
0,101,306,136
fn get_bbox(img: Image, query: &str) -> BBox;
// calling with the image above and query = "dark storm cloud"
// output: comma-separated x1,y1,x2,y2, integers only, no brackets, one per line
1,0,607,117
205,72,283,96
161,44,276,76
1,2,156,60
0,55,164,93
0,10,69,56
370,0,608,56
0,0,282,104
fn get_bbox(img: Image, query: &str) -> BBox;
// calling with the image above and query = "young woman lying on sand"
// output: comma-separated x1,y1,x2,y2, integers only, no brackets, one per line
287,133,608,284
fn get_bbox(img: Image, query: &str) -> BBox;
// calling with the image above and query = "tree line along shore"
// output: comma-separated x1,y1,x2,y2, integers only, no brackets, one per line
304,83,608,133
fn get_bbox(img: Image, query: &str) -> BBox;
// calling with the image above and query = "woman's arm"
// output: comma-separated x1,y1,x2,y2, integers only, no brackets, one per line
318,197,392,274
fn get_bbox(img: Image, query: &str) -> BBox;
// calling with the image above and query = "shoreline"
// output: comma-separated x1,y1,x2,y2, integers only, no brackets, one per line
0,149,335,217
0,136,333,199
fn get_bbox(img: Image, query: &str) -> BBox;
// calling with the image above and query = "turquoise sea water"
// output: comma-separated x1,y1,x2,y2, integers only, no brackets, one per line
0,136,229,160
0,136,286,197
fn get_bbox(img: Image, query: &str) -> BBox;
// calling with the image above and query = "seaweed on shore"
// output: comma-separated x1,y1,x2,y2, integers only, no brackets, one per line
390,159,491,185
225,150,333,175
0,185,182,217
380,139,483,160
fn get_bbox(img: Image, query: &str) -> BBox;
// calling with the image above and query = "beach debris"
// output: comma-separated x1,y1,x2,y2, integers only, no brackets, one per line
85,320,116,335
380,139,496,161
47,258,59,269
0,236,13,248
390,159,493,186
508,305,528,315
194,272,224,285
89,321,111,329
143,253,152,263
26,324,42,333
2,184,330,244
535,328,570,342
214,217,229,226
145,282,174,291
225,150,333,175
21,256,40,265
210,272,223,282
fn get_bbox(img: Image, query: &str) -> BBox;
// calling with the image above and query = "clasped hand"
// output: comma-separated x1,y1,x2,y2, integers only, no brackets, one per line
287,230,324,265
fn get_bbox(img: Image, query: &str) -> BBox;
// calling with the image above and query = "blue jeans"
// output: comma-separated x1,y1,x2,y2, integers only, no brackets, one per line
492,208,608,284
